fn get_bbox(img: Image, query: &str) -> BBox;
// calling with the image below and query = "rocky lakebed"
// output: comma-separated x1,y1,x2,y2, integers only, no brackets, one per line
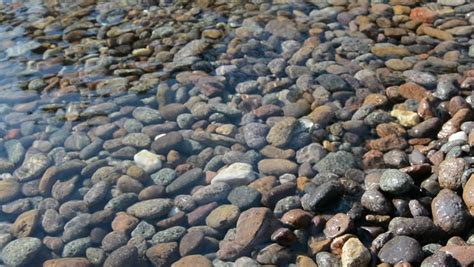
0,0,473,266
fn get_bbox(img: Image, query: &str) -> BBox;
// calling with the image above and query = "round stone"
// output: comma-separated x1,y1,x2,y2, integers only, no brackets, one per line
379,169,414,194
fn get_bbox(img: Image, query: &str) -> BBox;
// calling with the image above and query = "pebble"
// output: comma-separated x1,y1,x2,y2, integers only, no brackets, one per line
1,237,42,266
258,159,298,176
227,186,261,210
133,150,162,173
341,238,371,267
211,163,256,187
206,204,240,230
379,169,414,195
432,189,470,235
103,245,138,267
314,151,355,175
378,236,423,264
126,199,173,219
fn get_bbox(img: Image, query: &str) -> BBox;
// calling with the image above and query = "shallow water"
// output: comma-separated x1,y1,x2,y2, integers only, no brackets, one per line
0,0,473,266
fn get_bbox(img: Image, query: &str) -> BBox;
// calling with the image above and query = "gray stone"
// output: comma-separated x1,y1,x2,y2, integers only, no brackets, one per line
378,236,423,265
314,151,355,175
126,199,173,219
1,237,42,266
379,169,414,194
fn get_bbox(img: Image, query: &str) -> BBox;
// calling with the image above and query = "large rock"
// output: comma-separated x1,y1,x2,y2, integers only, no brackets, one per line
217,207,280,261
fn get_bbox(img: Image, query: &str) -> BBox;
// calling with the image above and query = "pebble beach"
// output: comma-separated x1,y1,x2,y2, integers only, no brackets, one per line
0,0,473,266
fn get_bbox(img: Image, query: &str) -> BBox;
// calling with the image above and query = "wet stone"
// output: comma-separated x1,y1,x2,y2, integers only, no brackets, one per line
378,236,424,265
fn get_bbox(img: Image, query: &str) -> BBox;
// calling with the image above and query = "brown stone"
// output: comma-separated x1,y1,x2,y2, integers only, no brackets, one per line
363,94,388,107
330,234,356,256
308,238,331,256
296,255,318,267
11,209,39,237
281,209,313,229
187,202,218,226
410,7,437,23
368,134,408,152
111,212,139,233
258,159,298,176
217,207,280,261
43,258,92,267
421,27,453,41
363,150,385,169
449,96,470,116
260,145,295,159
171,255,212,267
0,179,21,203
307,105,336,126
399,82,428,101
418,97,435,118
253,104,283,118
376,122,407,138
438,158,465,190
323,213,353,239
371,46,411,58
463,174,474,216
249,176,277,196
179,231,205,256
438,108,473,139
271,228,297,246
440,245,474,266
146,242,179,267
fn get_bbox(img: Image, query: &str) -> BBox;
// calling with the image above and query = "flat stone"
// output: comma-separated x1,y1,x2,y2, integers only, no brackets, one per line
211,163,256,187
172,255,212,267
126,199,173,219
258,159,298,176
206,204,240,230
165,168,203,195
134,150,162,173
146,242,179,266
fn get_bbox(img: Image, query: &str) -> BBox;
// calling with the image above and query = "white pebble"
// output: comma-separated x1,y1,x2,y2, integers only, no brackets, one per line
134,149,162,173
449,131,467,142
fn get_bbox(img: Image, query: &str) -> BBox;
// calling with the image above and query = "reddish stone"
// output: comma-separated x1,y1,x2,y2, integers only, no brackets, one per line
363,150,385,169
410,7,437,23
253,104,283,118
440,245,474,266
376,122,406,138
280,209,313,228
368,134,408,152
438,108,473,139
399,82,428,101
